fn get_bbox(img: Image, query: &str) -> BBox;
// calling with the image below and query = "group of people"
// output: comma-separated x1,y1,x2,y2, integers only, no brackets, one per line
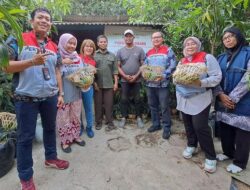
4,7,250,190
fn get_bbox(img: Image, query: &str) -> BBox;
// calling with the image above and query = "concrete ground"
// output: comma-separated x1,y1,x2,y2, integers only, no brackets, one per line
0,118,249,190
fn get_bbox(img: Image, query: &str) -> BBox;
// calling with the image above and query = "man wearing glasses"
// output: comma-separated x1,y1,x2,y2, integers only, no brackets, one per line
144,31,176,139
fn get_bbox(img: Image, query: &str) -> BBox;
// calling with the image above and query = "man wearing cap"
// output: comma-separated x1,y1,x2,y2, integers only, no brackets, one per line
117,29,145,128
145,31,176,139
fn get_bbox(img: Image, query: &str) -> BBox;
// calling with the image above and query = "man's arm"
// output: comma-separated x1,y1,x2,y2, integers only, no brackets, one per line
129,48,145,82
5,52,50,73
118,60,131,81
163,48,176,78
113,74,118,91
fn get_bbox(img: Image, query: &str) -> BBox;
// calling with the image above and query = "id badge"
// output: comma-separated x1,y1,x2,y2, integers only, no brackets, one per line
42,67,51,80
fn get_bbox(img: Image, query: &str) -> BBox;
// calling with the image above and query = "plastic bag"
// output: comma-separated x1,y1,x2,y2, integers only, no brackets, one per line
0,133,16,178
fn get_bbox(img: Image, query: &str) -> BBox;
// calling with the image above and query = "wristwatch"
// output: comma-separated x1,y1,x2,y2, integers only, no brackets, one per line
59,92,64,96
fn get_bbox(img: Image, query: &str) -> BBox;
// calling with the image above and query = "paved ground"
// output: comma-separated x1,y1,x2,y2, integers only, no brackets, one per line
0,118,249,190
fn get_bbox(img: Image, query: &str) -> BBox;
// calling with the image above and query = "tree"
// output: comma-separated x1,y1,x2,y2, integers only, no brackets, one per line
69,0,127,16
0,0,73,113
121,0,250,55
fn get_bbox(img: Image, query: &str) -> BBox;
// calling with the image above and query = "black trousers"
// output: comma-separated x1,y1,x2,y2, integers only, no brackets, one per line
220,122,250,169
182,105,216,160
120,82,142,118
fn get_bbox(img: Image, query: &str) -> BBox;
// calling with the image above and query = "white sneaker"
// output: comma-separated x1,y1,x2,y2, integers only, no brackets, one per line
137,117,144,128
182,147,198,159
216,153,229,161
226,164,243,174
119,118,126,128
204,159,217,173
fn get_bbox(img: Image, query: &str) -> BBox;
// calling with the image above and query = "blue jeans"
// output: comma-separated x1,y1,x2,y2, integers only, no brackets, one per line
15,95,58,181
146,87,171,131
81,86,94,129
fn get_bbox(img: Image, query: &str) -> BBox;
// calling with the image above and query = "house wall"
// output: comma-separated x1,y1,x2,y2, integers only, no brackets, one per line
105,25,158,54
54,24,162,54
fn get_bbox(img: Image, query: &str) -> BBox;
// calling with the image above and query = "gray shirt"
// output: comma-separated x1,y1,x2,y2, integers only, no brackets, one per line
176,54,222,115
116,46,145,82
61,60,83,104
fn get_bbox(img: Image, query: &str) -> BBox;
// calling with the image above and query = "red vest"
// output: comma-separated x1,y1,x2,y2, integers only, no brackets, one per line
22,31,57,53
146,45,169,56
181,52,206,64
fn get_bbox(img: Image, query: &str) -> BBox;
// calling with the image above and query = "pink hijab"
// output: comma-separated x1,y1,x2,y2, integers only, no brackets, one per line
58,33,80,64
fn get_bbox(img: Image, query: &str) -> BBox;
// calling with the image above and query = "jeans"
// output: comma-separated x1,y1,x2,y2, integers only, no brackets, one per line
15,95,58,181
120,82,142,118
81,86,94,129
146,87,171,131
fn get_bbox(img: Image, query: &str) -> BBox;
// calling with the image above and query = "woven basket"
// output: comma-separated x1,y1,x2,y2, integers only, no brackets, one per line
0,112,17,131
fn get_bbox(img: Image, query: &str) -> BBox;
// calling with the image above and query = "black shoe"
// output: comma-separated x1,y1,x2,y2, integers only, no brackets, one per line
105,122,117,132
147,125,162,133
95,123,102,130
74,139,86,146
162,130,171,139
61,144,72,153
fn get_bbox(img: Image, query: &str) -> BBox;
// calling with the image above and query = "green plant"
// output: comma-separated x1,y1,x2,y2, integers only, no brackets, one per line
0,71,14,113
0,43,9,68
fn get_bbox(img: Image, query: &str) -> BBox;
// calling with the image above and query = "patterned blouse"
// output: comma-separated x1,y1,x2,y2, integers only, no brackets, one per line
214,59,250,132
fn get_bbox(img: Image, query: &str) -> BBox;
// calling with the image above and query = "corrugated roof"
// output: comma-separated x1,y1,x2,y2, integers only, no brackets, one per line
53,21,163,27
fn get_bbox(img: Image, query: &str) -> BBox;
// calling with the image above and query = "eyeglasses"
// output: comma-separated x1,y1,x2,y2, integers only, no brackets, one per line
222,34,235,41
152,36,162,39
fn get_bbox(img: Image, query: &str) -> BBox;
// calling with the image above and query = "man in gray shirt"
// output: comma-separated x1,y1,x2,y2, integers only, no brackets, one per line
117,29,145,128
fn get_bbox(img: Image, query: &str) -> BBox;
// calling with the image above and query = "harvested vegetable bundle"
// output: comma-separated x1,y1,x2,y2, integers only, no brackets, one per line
173,63,207,85
141,65,164,81
67,65,96,89
246,71,250,90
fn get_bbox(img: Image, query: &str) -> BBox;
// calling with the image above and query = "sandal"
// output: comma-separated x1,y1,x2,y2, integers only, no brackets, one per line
74,139,86,147
61,144,71,153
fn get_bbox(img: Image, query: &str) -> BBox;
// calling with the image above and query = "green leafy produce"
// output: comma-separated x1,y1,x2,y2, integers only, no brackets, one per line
141,65,164,81
246,71,250,90
173,63,207,85
67,65,96,89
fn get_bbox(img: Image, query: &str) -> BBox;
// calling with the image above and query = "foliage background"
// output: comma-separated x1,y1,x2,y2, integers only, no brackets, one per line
0,0,250,113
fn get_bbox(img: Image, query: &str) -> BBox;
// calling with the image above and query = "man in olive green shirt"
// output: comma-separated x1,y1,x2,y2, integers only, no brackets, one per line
94,35,118,131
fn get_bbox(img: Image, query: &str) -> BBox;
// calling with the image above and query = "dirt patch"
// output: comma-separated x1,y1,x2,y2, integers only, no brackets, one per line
107,136,131,152
135,132,161,148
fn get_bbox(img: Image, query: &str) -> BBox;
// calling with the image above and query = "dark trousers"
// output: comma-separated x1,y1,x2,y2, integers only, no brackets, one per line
15,95,58,181
181,105,216,160
94,88,114,124
220,122,250,169
120,82,142,118
146,87,171,131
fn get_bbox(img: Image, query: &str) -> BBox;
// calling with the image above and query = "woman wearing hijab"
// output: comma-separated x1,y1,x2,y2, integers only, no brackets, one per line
175,37,222,173
215,27,250,173
56,33,86,153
